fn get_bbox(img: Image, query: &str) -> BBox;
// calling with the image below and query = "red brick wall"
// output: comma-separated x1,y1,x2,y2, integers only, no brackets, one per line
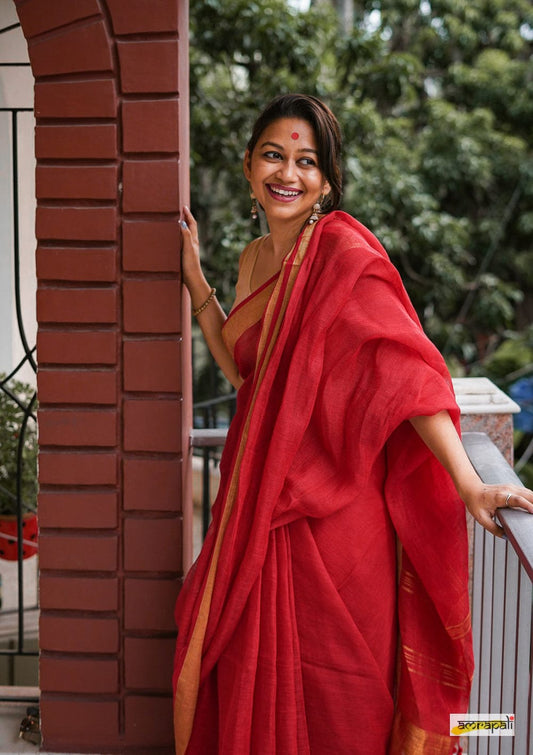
14,1,190,751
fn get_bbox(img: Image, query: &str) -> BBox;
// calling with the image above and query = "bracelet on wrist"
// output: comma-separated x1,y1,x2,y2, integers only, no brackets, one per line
192,287,216,317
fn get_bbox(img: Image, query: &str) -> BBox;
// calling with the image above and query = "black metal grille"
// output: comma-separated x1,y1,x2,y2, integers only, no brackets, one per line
193,392,236,538
0,19,38,696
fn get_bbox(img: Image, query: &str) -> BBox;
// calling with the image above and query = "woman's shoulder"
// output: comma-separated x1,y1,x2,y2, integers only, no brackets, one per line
319,211,390,267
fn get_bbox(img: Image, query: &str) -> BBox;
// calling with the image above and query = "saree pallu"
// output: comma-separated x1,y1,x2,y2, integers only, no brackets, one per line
173,211,474,754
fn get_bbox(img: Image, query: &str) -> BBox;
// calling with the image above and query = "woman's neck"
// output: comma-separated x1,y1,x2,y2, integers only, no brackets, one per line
267,217,306,259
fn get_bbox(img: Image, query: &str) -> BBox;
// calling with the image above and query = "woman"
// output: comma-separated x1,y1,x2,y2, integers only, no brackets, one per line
174,94,533,754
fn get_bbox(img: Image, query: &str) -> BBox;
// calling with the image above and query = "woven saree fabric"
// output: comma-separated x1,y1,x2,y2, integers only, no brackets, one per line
173,212,474,754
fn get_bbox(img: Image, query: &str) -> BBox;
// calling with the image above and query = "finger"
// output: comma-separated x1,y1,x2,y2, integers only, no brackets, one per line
477,511,505,538
179,217,196,242
183,206,197,228
506,492,533,515
181,209,199,245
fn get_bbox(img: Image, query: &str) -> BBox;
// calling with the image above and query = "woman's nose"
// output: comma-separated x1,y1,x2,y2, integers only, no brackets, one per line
277,159,297,183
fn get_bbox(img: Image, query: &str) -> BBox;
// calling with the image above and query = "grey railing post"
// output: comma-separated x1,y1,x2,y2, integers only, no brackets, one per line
454,377,531,755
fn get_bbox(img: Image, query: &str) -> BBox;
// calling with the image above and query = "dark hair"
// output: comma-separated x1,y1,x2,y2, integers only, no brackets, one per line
246,93,343,212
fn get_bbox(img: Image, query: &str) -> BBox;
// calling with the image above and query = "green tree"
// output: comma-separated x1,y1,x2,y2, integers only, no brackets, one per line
0,377,37,516
189,0,533,399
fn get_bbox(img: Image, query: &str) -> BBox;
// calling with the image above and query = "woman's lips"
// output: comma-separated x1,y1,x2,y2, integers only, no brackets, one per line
266,184,303,202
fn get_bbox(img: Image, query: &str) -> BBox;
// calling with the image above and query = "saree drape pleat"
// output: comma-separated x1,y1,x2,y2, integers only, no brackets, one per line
174,211,474,754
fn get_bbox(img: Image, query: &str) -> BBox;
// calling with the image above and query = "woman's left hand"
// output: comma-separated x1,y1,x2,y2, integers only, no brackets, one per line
461,482,533,537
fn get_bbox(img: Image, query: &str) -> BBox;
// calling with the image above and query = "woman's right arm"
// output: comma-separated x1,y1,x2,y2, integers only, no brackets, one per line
180,207,243,390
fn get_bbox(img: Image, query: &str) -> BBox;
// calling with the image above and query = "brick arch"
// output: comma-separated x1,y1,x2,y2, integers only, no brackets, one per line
13,1,190,752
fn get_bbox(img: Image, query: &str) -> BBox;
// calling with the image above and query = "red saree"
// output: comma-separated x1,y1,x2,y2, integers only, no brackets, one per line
174,211,473,754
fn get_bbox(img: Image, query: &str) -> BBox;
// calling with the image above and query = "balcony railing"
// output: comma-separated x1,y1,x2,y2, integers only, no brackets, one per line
463,432,532,755
192,392,236,539
0,93,38,698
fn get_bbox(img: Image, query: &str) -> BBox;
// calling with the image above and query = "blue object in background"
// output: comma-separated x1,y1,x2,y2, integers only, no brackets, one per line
509,376,533,433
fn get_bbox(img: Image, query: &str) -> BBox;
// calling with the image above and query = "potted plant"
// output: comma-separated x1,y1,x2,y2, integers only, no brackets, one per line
0,374,38,560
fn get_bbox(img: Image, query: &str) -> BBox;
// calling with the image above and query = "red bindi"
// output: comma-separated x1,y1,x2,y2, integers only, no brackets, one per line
291,131,299,140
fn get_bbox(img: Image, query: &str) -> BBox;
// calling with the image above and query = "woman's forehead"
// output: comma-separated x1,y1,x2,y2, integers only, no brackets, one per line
257,117,316,147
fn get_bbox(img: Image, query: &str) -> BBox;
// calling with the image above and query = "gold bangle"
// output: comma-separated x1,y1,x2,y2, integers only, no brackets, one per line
192,287,216,317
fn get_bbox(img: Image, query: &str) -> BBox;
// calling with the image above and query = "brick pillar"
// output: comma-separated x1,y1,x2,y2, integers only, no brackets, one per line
14,1,190,752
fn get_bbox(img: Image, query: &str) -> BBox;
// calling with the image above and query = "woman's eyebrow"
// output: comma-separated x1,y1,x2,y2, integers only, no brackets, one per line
259,140,318,154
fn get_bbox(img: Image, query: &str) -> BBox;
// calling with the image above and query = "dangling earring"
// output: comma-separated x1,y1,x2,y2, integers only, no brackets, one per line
250,193,258,220
309,195,323,224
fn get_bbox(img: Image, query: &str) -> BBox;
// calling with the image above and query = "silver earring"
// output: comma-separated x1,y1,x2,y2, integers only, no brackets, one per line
309,196,322,224
250,193,258,220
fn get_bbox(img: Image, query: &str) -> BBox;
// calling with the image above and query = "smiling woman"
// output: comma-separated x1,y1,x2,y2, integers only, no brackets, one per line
242,117,329,271
174,93,533,755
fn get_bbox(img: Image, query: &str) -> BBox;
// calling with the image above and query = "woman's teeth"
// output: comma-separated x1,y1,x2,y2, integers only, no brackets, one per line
269,186,300,197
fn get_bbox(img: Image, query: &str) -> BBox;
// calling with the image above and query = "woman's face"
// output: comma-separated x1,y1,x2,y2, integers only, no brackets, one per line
244,117,331,229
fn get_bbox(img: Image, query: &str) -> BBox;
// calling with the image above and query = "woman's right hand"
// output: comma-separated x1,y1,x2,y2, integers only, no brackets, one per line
180,206,203,291
179,208,241,388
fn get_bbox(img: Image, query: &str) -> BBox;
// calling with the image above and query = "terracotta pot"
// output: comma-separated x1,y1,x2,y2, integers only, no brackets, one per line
0,513,38,560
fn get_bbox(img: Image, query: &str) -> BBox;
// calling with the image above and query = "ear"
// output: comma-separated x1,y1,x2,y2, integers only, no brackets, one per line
243,149,252,181
322,179,332,199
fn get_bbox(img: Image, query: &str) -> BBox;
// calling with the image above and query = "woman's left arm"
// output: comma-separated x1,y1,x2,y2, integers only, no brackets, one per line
410,410,533,537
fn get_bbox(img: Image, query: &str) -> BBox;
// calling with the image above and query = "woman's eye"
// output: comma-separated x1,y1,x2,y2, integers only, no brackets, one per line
261,152,317,167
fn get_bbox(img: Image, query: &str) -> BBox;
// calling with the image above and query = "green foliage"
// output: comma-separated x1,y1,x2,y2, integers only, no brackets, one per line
479,327,533,381
0,376,37,517
189,0,533,399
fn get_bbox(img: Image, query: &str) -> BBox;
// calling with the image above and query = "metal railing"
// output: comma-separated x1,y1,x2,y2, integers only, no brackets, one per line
0,22,39,700
192,392,235,537
463,432,532,755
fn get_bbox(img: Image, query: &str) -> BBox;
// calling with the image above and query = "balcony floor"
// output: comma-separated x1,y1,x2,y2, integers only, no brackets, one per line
0,700,99,755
